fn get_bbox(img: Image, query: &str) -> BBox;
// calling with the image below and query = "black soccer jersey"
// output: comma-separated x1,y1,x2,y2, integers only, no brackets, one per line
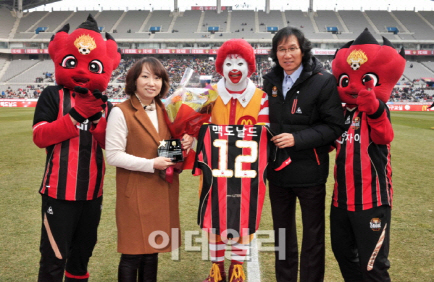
33,86,110,201
333,104,393,211
193,124,269,237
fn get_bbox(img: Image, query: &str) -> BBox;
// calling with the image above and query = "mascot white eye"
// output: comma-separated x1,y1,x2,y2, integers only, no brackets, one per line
362,73,379,86
61,55,77,68
338,74,349,87
89,60,104,74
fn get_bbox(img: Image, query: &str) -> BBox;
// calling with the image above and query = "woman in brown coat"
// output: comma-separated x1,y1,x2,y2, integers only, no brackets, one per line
106,57,192,282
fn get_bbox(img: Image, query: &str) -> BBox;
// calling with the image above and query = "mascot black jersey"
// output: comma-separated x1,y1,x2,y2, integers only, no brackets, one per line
33,86,112,200
193,124,268,237
333,105,393,211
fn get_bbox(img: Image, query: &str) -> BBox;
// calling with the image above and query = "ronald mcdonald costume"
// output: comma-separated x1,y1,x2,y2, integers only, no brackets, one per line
193,39,268,282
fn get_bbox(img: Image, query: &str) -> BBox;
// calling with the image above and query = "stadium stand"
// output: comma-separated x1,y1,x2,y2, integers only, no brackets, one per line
392,11,426,40
2,7,434,42
418,11,434,28
285,11,315,34
144,10,172,33
315,10,344,34
422,61,434,73
7,60,54,83
0,6,433,102
201,10,228,33
337,10,370,39
229,10,256,34
15,11,47,33
31,11,73,34
403,61,434,81
94,10,124,33
257,10,284,33
66,10,99,30
113,10,149,34
1,59,41,82
0,8,17,38
364,10,405,40
172,10,202,34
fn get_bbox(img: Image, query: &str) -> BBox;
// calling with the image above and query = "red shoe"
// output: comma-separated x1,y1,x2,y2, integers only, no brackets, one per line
228,263,246,282
202,261,226,282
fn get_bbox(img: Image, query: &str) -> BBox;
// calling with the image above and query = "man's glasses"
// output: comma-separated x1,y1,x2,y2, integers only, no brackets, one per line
277,47,300,54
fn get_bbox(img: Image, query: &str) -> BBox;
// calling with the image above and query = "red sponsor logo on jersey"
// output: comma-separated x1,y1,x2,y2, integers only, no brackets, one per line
238,115,256,125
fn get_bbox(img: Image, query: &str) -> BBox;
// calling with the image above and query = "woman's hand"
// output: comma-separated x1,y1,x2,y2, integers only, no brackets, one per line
153,157,175,170
181,134,194,151
271,133,295,148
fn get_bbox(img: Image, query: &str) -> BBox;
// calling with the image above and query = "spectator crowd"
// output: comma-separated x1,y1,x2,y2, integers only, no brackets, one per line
1,57,432,103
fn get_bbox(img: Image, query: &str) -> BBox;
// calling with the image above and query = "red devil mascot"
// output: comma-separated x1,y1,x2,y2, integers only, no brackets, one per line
32,15,120,281
331,28,405,281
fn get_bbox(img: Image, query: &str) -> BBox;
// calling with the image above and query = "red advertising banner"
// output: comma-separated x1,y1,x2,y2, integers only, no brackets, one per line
405,50,434,56
122,49,140,54
0,99,37,107
254,49,270,55
11,49,24,54
191,49,217,55
191,6,231,11
158,49,192,54
9,48,433,57
26,49,40,54
139,49,156,54
313,49,337,55
11,49,49,54
157,49,173,54
2,99,432,111
121,49,156,54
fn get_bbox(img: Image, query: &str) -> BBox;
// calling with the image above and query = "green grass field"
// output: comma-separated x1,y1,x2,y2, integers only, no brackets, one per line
0,108,433,281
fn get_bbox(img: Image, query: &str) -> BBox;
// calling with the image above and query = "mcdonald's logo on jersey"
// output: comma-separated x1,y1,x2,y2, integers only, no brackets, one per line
238,115,256,125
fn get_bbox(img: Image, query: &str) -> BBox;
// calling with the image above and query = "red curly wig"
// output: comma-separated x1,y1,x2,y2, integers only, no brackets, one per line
215,39,256,77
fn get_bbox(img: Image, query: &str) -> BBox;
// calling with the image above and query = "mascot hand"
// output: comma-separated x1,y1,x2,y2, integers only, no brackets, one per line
69,87,107,123
357,76,379,115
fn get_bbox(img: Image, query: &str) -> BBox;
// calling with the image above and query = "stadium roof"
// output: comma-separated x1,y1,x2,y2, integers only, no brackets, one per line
0,0,60,11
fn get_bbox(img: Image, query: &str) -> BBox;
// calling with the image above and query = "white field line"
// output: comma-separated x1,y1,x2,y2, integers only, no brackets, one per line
247,234,261,282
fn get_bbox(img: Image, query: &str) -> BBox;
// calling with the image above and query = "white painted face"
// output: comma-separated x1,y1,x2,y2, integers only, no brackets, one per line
223,55,249,86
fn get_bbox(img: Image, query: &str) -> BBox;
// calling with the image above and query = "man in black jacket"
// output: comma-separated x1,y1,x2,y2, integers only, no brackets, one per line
262,26,345,282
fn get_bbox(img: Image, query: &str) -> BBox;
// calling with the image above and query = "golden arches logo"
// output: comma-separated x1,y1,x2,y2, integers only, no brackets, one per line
422,105,429,111
241,120,253,125
238,115,256,125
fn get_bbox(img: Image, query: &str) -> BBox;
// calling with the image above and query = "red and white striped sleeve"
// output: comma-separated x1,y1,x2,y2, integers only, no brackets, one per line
257,90,269,125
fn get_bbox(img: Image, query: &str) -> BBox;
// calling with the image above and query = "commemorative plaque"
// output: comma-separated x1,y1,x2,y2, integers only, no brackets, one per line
157,139,184,162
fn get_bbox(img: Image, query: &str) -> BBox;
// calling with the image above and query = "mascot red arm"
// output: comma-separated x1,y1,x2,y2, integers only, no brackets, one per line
33,15,121,148
332,28,405,144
